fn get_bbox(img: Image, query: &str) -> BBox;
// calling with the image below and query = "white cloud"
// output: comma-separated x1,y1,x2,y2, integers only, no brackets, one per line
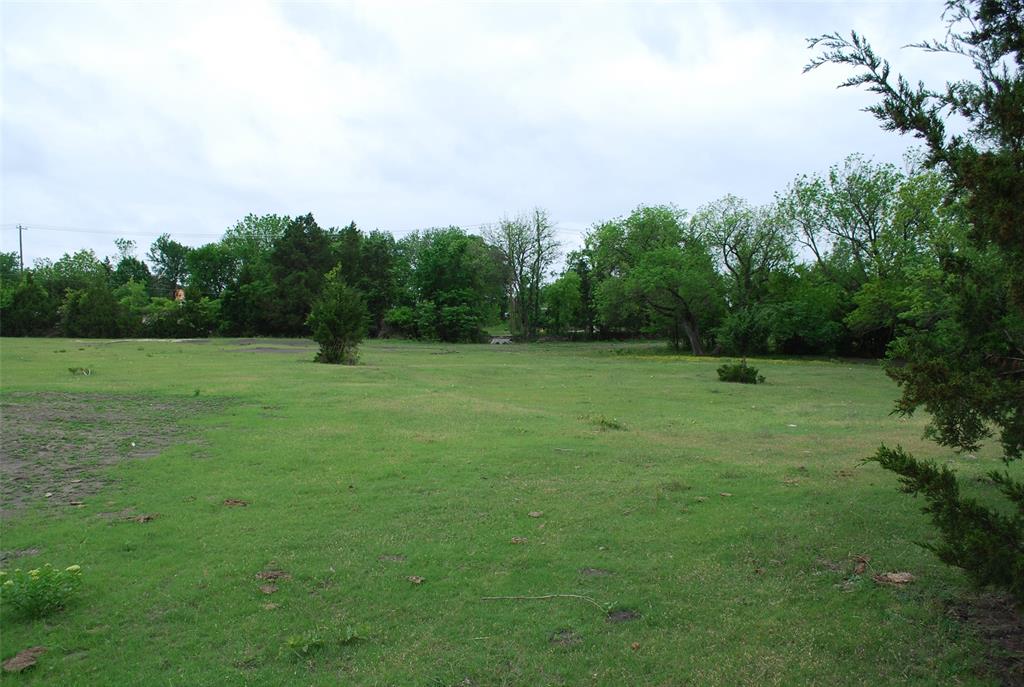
1,0,969,262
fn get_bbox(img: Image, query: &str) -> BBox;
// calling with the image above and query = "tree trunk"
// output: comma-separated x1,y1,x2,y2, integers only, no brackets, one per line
680,319,705,355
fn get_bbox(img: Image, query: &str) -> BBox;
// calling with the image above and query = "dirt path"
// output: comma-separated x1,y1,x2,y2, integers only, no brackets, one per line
0,392,223,518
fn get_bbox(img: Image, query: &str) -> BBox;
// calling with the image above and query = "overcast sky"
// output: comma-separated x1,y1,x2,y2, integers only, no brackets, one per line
1,1,970,265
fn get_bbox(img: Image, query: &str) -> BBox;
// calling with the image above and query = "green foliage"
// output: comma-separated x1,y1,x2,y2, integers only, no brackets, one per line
0,564,83,620
762,268,846,354
186,243,237,298
586,205,726,352
1,274,55,336
485,209,559,338
716,361,765,384
409,228,498,342
61,282,122,338
283,626,361,660
358,230,399,336
268,214,337,335
692,195,793,309
112,256,152,291
144,295,220,338
219,263,275,336
436,300,483,343
113,280,151,337
0,252,20,316
221,214,290,269
870,445,1024,600
541,270,582,335
811,0,1024,601
716,307,770,357
308,269,368,364
383,305,417,338
111,238,152,292
147,234,192,296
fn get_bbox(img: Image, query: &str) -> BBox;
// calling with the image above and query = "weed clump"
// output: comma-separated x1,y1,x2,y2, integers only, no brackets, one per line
717,362,764,384
0,564,83,619
283,626,362,659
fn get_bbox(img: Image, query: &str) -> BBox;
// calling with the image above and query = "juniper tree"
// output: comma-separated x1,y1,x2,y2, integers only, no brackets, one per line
808,0,1024,600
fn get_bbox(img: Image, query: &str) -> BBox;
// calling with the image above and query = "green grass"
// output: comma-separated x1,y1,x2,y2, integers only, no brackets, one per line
0,338,1002,685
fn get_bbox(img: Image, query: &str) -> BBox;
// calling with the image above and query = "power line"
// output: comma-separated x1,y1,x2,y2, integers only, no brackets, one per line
0,220,588,256
0,224,225,239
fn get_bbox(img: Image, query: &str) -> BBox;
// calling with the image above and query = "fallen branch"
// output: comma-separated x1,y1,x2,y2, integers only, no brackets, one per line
481,594,606,612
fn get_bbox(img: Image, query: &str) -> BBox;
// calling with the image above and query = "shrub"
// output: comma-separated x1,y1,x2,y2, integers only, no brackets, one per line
383,305,417,338
307,269,368,364
717,361,765,384
0,564,83,619
60,283,122,338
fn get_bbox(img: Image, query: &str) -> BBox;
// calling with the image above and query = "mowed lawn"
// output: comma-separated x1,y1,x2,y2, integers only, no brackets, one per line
0,338,1001,685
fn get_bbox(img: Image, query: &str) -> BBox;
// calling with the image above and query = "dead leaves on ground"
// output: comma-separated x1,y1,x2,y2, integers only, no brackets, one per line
255,569,292,582
407,576,425,585
255,567,292,595
223,499,248,507
528,511,543,518
874,571,916,586
817,553,916,590
3,647,46,673
511,537,528,545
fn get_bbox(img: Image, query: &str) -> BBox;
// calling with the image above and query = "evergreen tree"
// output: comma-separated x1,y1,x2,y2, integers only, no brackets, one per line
809,0,1024,601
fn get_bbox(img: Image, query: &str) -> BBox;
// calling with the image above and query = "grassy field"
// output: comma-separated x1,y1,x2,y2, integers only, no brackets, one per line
0,338,1005,685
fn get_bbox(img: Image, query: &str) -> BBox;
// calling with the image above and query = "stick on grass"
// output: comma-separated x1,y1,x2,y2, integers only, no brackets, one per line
481,594,606,612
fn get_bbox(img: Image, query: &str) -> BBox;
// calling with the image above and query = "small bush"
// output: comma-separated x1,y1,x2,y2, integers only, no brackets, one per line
308,269,368,365
0,564,83,619
717,362,765,384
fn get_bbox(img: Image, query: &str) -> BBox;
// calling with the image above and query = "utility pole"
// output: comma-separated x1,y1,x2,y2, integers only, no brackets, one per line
17,224,24,271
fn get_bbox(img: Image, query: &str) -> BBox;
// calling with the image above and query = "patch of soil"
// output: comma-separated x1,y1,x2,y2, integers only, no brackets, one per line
606,609,641,623
0,548,41,567
949,593,1024,685
255,570,292,581
0,392,224,518
549,629,582,647
232,338,312,347
579,567,614,577
236,347,310,354
2,646,46,673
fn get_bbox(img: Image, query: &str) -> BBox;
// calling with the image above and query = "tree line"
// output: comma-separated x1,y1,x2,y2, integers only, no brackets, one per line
0,151,962,357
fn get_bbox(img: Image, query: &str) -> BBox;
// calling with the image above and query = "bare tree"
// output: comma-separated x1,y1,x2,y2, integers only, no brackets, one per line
485,208,560,338
527,208,559,334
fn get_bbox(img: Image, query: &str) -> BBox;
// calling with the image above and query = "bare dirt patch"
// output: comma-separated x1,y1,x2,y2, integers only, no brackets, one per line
606,609,641,623
0,392,223,518
0,548,41,567
549,629,582,647
949,593,1024,685
579,567,614,577
232,338,313,347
